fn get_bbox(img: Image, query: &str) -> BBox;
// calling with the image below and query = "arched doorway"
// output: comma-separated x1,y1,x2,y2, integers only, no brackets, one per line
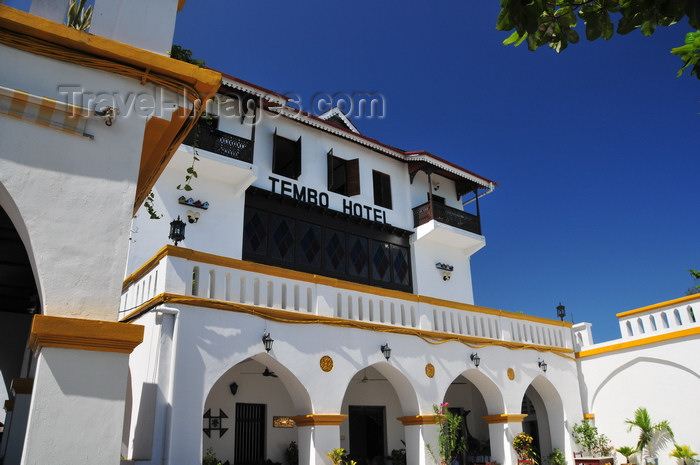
203,355,306,465
444,374,493,465
0,204,39,456
341,363,418,465
521,376,566,461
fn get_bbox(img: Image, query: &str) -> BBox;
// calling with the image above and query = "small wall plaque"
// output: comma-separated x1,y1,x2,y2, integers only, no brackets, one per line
273,416,296,428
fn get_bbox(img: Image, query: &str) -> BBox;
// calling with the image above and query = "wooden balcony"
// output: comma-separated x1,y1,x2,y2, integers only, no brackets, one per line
412,200,481,235
183,120,253,163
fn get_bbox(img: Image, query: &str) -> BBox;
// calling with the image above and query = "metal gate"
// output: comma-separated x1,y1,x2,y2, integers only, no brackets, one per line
234,403,266,465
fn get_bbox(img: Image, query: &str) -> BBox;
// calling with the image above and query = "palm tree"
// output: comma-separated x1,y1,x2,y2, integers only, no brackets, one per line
670,445,698,465
625,407,674,462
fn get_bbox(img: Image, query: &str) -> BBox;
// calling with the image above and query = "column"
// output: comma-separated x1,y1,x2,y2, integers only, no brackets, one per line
482,414,527,465
20,315,143,465
292,414,347,465
2,379,33,465
397,415,440,465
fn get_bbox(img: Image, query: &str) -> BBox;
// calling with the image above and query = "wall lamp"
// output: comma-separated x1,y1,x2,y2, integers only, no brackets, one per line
168,216,186,246
262,333,274,352
557,302,566,321
433,182,440,191
381,343,392,361
470,353,480,368
538,359,548,372
187,210,201,224
229,382,238,396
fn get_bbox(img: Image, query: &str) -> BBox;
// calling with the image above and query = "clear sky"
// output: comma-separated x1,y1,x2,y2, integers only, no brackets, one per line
8,0,697,343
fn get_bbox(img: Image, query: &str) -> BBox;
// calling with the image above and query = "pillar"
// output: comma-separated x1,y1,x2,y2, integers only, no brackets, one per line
20,315,143,465
2,379,32,465
398,415,440,465
291,414,347,465
483,414,527,465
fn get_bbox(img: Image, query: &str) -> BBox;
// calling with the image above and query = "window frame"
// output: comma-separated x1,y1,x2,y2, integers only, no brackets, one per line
272,129,302,180
372,170,392,209
327,149,360,196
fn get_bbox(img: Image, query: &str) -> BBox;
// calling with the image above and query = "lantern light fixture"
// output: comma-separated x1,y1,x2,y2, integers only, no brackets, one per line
538,359,548,372
470,353,480,368
381,343,391,361
168,216,186,246
556,302,566,321
262,333,274,353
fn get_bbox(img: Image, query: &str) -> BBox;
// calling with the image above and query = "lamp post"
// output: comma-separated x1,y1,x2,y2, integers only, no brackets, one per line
556,302,566,321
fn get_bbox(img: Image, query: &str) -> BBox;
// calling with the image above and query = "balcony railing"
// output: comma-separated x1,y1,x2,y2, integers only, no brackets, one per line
120,246,573,353
183,120,253,163
413,200,481,235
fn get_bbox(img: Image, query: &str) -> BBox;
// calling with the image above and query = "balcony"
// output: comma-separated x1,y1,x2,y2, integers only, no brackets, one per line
121,246,573,354
183,120,253,163
412,200,481,235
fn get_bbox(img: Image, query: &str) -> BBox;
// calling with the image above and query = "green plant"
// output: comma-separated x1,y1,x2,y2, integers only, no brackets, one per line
512,432,536,462
390,444,406,465
625,408,674,460
286,441,299,465
686,269,700,295
203,447,222,465
572,420,613,457
547,449,566,465
617,446,637,464
670,445,698,465
426,403,467,465
327,448,356,465
66,0,92,30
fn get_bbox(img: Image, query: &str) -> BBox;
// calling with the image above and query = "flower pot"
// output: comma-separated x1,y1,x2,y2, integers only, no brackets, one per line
575,457,614,465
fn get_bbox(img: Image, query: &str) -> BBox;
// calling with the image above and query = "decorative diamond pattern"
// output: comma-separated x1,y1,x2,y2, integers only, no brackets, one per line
325,230,345,272
392,246,410,285
243,210,267,254
299,223,321,267
371,242,391,282
271,217,294,262
349,235,368,277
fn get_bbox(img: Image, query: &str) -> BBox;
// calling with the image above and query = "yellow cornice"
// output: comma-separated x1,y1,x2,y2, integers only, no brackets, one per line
616,294,699,318
11,378,33,395
397,415,439,426
178,0,187,12
121,293,574,357
583,413,595,420
482,414,527,424
0,5,221,212
576,326,700,358
30,315,144,354
123,246,572,328
291,414,347,426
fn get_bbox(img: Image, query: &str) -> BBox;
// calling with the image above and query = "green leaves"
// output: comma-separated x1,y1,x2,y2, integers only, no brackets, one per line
66,0,93,31
497,0,700,77
671,31,700,78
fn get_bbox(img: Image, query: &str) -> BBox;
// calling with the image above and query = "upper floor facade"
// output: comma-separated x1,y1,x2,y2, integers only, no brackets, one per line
127,72,496,305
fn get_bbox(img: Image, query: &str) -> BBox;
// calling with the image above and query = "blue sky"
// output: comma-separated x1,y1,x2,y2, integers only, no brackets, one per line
169,1,698,343
9,0,697,342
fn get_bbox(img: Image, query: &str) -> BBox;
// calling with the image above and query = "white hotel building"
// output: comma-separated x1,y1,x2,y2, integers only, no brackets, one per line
0,2,698,465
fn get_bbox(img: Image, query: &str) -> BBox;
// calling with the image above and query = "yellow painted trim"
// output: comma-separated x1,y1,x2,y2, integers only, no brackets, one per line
291,414,347,426
177,0,187,11
583,413,595,420
11,378,33,395
122,246,572,328
482,414,527,424
576,326,700,358
0,5,221,212
29,315,144,354
4,399,14,412
397,415,438,426
121,293,575,357
616,294,699,318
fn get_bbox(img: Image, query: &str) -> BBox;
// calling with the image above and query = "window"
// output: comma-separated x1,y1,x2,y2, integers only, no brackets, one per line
372,170,392,209
328,150,360,196
272,130,301,179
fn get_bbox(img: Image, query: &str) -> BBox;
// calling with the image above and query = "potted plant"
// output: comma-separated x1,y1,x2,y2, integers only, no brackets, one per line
286,441,299,465
327,448,357,465
513,433,536,464
572,420,614,465
616,446,637,464
669,445,698,465
625,408,674,465
426,403,467,465
547,448,566,465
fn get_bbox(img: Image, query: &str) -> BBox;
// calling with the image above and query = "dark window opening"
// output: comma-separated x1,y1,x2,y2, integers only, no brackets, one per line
272,131,302,179
372,170,392,209
328,150,360,196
